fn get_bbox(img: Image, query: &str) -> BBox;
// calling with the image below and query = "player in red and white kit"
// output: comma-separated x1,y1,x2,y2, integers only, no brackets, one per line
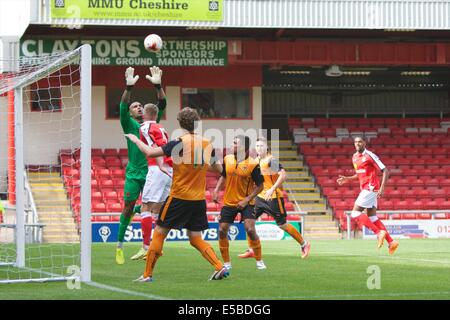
337,136,399,255
130,103,173,260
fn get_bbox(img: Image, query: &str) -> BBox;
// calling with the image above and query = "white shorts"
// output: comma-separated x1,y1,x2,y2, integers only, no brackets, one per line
142,166,172,204
355,189,378,209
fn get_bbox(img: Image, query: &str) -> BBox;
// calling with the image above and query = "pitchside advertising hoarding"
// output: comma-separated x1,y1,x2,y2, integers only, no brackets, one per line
363,220,450,239
20,39,227,66
51,0,223,21
92,221,302,242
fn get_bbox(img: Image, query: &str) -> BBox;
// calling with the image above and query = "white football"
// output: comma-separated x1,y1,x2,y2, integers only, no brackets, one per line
144,34,163,53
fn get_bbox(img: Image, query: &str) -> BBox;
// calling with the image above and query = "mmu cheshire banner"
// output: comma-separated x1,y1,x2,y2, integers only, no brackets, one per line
20,39,227,66
51,0,223,21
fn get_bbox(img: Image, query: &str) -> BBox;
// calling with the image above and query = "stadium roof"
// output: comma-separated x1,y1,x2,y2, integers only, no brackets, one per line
31,0,450,31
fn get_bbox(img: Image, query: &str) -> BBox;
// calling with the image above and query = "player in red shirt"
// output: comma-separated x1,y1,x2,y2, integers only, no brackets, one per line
130,103,173,260
337,136,399,255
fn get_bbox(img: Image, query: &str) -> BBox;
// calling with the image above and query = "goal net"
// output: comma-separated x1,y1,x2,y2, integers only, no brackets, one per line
0,44,91,283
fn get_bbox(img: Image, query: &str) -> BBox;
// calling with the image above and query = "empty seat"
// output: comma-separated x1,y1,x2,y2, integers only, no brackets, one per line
92,202,106,212
103,148,118,156
106,203,122,212
105,157,122,168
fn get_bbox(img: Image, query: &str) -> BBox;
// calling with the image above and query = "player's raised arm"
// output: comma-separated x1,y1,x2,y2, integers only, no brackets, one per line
146,66,167,123
124,133,164,158
120,67,140,132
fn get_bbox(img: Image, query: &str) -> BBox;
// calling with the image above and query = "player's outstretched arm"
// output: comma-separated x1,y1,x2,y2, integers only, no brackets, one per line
146,66,167,123
120,67,140,132
124,133,164,158
121,67,139,105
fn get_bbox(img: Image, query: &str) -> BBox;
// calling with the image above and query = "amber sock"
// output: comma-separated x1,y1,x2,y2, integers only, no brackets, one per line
285,224,305,246
218,237,230,263
143,229,165,278
190,235,223,271
248,238,262,261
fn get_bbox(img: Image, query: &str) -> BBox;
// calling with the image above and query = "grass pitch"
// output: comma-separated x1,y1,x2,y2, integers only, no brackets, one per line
0,239,449,300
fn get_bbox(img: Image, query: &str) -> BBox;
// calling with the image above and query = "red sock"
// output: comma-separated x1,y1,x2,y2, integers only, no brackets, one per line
357,214,380,234
373,219,393,244
141,216,153,248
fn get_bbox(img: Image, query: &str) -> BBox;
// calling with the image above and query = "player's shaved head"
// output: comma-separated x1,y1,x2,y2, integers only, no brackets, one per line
144,103,159,120
128,101,143,122
178,107,200,132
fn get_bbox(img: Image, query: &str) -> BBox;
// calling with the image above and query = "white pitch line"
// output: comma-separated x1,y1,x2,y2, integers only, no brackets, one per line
86,281,170,300
216,291,450,300
317,251,450,265
6,266,169,300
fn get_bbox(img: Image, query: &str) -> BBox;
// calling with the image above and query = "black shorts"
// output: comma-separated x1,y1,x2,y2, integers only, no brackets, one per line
218,205,255,224
157,196,208,231
254,196,287,226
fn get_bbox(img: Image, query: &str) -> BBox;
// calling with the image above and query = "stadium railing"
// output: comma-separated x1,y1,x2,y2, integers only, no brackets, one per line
344,210,450,239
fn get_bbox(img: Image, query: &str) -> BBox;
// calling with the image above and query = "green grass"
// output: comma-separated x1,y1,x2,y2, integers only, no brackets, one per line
1,239,450,300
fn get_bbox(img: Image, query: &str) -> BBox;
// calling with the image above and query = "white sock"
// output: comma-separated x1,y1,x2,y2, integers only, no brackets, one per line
141,211,152,219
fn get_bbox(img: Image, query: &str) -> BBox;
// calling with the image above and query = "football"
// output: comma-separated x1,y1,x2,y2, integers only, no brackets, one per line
144,34,163,53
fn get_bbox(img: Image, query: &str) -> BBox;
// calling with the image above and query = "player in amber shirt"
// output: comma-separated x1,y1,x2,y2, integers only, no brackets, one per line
125,107,228,282
213,135,265,270
239,137,311,259
337,136,398,254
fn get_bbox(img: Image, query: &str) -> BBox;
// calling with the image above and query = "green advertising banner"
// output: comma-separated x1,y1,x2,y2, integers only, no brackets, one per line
51,0,222,21
20,39,227,66
255,222,302,241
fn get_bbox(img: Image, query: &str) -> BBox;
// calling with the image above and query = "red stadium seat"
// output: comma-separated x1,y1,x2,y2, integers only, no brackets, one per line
402,213,417,219
287,214,300,221
93,215,111,222
103,191,119,201
206,202,218,211
92,191,103,202
411,200,424,210
376,213,389,219
99,179,114,188
284,202,294,211
92,202,106,212
95,168,111,179
92,148,104,156
105,157,122,168
110,168,125,178
106,203,122,212
417,213,432,219
113,179,125,188
103,148,118,156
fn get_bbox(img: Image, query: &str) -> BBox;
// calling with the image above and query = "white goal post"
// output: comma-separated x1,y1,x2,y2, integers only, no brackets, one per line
0,44,91,283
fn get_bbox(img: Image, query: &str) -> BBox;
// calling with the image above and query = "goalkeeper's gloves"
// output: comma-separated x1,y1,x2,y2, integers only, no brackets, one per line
125,67,139,87
146,66,162,88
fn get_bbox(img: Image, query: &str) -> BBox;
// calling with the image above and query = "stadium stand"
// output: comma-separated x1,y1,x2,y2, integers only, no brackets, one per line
60,148,298,224
294,117,450,231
